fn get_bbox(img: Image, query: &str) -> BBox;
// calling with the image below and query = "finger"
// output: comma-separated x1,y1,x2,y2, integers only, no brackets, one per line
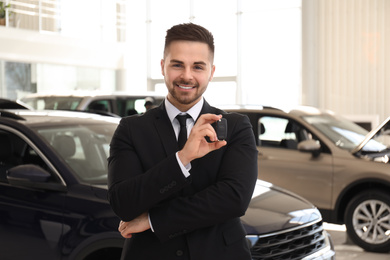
196,114,222,125
121,229,133,239
190,126,218,142
118,221,124,232
119,220,130,234
208,140,227,150
119,223,132,238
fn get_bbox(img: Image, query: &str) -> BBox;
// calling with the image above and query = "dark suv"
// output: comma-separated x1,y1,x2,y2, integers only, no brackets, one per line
0,109,334,259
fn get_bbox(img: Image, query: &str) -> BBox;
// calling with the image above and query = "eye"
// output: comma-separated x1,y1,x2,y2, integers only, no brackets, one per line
194,65,204,70
172,63,183,68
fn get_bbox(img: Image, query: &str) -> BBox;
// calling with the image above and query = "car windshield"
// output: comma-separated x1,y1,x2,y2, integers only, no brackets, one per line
34,122,117,184
302,114,369,151
22,96,83,110
359,120,390,163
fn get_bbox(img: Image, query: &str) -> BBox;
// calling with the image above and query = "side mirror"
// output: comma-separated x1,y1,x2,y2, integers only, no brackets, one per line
7,164,66,192
297,140,321,156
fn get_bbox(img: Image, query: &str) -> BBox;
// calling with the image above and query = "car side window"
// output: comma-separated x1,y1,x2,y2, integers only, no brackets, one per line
117,98,152,117
87,100,112,113
117,98,139,117
258,116,312,150
259,117,290,148
41,129,110,181
0,130,54,183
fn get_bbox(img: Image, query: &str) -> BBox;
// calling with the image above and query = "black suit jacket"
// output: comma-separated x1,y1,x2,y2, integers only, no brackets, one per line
108,100,258,260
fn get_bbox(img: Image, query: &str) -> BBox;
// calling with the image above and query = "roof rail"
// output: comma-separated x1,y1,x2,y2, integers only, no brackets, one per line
262,106,283,111
0,110,26,120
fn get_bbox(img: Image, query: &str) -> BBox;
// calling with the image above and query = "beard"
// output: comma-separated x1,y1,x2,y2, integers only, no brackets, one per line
168,80,206,105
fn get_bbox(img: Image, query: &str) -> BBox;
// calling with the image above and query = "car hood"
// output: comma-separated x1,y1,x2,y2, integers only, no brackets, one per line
241,180,321,235
351,116,390,158
90,181,322,235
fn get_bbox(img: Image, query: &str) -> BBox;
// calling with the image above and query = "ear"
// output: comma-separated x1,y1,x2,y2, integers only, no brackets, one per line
209,65,216,81
161,59,165,76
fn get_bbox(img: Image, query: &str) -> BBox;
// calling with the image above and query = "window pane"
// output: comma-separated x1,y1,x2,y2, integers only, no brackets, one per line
259,116,289,143
194,0,237,76
150,0,190,79
241,0,301,107
203,81,237,106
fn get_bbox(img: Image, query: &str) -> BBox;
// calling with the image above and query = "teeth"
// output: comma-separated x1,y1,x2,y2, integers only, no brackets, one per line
178,85,193,90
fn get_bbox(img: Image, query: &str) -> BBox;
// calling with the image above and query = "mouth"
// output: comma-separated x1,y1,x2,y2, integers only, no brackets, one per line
177,84,195,90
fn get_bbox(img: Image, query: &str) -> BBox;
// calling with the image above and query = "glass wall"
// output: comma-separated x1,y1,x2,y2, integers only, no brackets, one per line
1,0,301,108
147,0,302,107
0,60,116,100
0,61,33,100
4,0,126,42
241,0,301,107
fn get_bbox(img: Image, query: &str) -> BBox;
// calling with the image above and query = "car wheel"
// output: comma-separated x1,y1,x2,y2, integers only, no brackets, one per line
345,189,390,253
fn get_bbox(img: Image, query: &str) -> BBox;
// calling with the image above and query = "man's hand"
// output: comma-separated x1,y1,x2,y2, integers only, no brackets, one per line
118,212,150,238
178,114,227,165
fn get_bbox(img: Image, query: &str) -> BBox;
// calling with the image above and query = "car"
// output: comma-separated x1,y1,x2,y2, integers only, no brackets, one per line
0,98,32,110
243,180,335,260
0,109,335,260
19,91,165,117
224,105,390,253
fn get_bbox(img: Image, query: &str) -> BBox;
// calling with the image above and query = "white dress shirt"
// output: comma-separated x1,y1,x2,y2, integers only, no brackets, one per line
165,97,203,177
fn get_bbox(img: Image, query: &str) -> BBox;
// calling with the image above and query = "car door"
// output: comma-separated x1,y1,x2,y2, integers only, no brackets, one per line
87,99,114,113
256,115,334,210
0,128,65,260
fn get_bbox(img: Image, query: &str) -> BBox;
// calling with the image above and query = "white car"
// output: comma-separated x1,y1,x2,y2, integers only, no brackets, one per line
20,91,165,117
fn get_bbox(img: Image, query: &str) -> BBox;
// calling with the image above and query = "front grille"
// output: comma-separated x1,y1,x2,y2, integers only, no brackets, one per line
251,221,326,260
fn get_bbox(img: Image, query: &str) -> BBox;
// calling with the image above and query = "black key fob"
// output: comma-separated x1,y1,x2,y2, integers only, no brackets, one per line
214,118,227,141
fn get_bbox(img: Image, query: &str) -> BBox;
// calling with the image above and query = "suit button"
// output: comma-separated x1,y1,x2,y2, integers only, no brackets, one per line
176,250,183,256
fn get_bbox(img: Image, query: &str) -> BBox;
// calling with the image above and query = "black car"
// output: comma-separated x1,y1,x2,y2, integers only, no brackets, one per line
0,109,334,260
0,98,32,109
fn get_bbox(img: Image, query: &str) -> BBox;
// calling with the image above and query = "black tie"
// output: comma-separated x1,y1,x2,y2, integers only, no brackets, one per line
176,114,190,150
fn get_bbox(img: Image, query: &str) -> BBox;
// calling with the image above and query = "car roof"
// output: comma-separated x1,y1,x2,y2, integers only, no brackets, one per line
0,109,120,127
20,91,166,99
222,104,337,117
0,98,32,110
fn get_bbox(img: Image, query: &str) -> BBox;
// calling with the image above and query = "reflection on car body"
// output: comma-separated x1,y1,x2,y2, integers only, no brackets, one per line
225,105,390,253
0,109,335,259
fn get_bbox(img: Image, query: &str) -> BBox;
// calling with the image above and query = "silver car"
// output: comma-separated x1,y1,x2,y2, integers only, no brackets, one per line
20,91,165,117
225,105,390,253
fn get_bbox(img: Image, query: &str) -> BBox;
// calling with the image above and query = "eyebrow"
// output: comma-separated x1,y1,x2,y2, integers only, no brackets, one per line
170,59,207,66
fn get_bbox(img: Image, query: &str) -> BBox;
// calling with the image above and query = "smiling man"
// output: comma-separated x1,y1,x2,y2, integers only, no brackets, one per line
162,39,214,111
108,23,258,260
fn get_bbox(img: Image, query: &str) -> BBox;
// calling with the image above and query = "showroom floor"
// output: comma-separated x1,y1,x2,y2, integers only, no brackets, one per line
324,223,390,259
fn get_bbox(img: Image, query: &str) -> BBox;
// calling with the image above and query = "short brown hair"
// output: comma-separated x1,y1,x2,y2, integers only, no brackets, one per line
163,23,215,61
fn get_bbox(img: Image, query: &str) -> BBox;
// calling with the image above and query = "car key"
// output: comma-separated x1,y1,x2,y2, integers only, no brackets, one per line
214,118,227,141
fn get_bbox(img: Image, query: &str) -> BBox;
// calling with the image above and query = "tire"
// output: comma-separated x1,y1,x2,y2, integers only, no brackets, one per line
345,189,390,253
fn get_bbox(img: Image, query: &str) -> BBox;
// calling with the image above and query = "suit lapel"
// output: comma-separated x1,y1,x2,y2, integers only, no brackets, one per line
153,102,179,156
189,100,217,169
198,99,214,120
152,99,218,162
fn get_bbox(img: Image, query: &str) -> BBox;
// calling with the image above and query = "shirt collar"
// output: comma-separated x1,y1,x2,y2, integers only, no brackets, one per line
165,97,204,123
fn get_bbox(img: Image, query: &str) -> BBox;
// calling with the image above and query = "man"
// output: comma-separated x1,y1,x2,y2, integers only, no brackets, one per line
144,97,156,111
108,23,257,260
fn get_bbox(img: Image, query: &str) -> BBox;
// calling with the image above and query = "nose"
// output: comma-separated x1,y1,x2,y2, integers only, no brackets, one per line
180,67,193,81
